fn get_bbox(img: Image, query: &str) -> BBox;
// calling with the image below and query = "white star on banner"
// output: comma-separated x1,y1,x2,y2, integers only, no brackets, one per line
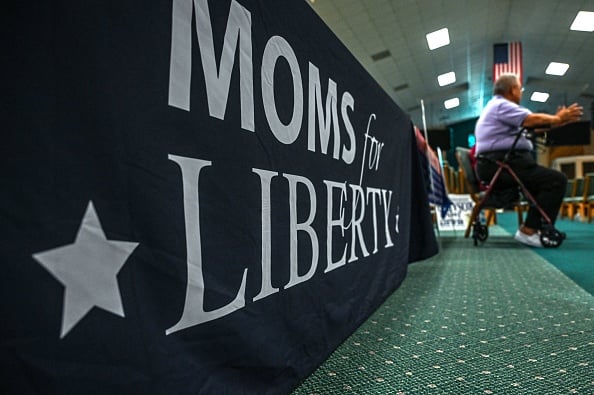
33,201,138,338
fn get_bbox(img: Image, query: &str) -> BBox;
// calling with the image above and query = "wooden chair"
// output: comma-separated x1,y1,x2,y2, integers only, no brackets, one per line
560,178,584,220
579,173,594,223
559,179,577,220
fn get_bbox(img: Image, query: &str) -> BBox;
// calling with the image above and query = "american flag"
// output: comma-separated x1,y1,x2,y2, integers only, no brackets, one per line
414,126,452,218
493,42,523,83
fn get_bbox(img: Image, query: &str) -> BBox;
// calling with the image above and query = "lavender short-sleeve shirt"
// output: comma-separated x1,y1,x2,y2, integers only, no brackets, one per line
475,95,533,154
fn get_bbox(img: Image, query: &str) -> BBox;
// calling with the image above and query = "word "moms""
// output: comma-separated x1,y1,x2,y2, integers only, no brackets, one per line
168,0,357,164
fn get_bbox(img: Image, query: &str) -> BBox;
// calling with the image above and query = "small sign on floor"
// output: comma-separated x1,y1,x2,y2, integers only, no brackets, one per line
436,194,475,231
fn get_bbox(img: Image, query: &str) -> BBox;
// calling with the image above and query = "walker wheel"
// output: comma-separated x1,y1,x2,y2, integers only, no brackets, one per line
540,226,563,248
476,225,489,241
472,223,489,245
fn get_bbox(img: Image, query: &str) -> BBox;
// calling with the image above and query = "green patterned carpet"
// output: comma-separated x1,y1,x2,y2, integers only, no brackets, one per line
496,213,594,296
292,226,594,394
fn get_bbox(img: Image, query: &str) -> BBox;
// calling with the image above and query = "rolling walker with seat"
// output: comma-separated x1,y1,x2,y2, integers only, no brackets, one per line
463,129,564,248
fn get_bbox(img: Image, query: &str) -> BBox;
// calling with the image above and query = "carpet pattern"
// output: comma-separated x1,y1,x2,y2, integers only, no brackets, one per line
292,228,594,394
496,213,594,295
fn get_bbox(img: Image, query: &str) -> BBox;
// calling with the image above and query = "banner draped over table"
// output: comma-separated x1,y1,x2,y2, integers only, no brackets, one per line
1,1,438,393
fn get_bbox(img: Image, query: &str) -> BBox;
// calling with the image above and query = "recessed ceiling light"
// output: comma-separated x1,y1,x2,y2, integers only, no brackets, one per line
444,97,459,109
530,92,550,102
393,83,409,92
438,72,456,86
371,49,391,62
545,62,570,76
426,28,450,50
570,11,594,31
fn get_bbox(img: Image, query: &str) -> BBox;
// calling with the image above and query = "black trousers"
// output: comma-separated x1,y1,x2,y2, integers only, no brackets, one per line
477,151,567,230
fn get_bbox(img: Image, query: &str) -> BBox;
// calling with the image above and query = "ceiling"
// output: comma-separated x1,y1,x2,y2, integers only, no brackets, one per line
307,0,594,130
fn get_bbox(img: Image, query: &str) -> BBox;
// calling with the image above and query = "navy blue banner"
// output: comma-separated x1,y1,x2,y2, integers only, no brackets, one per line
1,1,437,393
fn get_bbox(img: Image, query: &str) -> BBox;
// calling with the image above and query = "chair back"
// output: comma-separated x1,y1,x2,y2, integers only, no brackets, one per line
583,173,594,200
575,178,585,201
564,179,576,198
455,147,481,195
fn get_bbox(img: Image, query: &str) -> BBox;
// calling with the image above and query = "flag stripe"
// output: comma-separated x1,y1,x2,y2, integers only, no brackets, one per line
493,42,522,83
